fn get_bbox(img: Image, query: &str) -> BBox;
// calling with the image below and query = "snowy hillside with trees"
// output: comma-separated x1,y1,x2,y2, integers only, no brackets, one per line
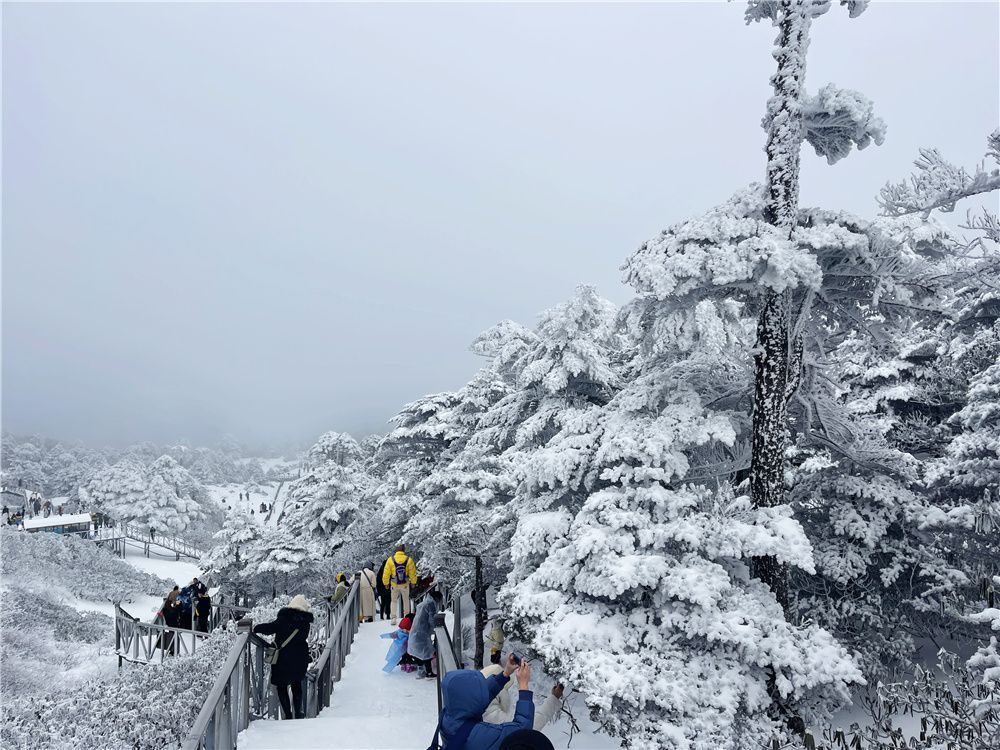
2,2,998,750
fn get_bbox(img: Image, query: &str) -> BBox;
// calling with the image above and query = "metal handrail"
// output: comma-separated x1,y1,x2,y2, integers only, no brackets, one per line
433,592,463,713
180,582,361,750
44,521,205,559
153,599,252,634
116,603,211,667
116,596,252,668
120,522,204,559
180,630,254,750
305,581,361,717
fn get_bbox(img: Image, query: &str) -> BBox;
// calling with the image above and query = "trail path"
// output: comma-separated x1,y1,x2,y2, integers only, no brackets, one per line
239,619,438,749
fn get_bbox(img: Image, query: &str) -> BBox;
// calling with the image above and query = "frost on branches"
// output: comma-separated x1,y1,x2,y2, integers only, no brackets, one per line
1,629,235,750
77,456,215,537
201,511,263,595
501,285,861,748
286,432,370,549
0,529,171,699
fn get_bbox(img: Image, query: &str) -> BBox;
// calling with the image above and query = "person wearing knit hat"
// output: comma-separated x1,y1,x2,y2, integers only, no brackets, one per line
252,595,314,719
499,729,555,750
379,613,413,673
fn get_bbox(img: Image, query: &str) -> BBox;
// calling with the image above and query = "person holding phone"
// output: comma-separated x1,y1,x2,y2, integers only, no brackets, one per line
480,652,564,730
430,655,535,750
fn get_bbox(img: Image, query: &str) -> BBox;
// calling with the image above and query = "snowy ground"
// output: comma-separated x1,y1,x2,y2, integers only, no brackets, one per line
78,537,203,621
238,616,613,750
207,480,291,526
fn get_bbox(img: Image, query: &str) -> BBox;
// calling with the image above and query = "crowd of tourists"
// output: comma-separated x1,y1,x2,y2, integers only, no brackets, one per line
158,577,213,639
248,543,564,750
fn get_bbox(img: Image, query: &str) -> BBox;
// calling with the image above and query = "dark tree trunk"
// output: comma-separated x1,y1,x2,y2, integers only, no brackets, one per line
750,0,809,616
473,556,488,670
750,291,793,613
751,2,812,739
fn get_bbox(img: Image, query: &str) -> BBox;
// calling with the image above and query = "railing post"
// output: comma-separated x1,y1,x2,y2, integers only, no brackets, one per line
453,594,463,667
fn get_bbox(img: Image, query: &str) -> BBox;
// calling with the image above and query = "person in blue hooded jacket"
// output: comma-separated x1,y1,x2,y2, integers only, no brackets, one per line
434,657,534,750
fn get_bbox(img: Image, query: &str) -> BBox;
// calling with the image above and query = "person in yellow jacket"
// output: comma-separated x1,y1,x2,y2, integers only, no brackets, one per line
381,544,417,625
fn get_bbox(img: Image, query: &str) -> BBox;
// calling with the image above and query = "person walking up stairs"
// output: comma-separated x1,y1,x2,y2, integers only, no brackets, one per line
381,544,417,625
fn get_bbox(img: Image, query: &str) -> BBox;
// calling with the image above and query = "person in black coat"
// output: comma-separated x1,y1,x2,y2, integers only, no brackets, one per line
374,566,391,620
252,595,314,720
195,593,212,632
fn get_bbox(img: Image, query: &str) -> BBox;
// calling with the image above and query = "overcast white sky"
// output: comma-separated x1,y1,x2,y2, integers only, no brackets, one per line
2,1,998,448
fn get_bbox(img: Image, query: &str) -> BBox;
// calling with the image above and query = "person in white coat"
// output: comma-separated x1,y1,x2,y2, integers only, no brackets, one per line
358,566,378,622
480,656,564,730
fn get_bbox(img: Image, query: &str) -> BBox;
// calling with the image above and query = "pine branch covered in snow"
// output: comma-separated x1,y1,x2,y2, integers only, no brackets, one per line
879,131,1000,218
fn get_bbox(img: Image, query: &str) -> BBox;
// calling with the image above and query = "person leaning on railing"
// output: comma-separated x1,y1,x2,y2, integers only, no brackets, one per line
252,595,314,720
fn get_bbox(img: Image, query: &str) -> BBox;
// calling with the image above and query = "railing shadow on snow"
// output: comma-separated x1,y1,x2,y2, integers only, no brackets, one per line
179,580,361,750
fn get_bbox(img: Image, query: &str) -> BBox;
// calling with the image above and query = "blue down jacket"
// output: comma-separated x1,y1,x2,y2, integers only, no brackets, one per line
441,670,534,750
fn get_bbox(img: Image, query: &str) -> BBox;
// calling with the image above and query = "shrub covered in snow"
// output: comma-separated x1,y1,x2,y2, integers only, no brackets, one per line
0,629,235,750
0,585,111,697
0,528,174,703
0,528,170,603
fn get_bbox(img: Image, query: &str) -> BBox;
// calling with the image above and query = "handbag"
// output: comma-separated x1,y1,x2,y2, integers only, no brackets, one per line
265,628,299,666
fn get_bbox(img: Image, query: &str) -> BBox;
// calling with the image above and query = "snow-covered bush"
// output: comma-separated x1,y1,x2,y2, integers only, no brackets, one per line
0,585,111,697
0,528,170,603
0,629,235,750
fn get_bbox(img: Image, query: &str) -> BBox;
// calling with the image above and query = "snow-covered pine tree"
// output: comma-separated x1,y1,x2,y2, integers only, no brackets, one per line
201,512,262,598
284,432,370,554
368,390,469,554
304,430,366,470
893,133,1000,670
249,525,318,599
502,277,868,748
406,288,619,667
78,458,208,535
402,333,529,667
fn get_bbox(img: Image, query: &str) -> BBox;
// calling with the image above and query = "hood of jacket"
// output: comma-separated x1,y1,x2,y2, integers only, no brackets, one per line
441,670,491,734
278,607,314,626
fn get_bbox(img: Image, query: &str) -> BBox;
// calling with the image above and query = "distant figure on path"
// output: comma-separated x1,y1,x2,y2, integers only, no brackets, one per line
252,595,314,720
328,573,350,605
359,565,378,623
381,544,417,625
149,527,156,542
374,563,391,620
